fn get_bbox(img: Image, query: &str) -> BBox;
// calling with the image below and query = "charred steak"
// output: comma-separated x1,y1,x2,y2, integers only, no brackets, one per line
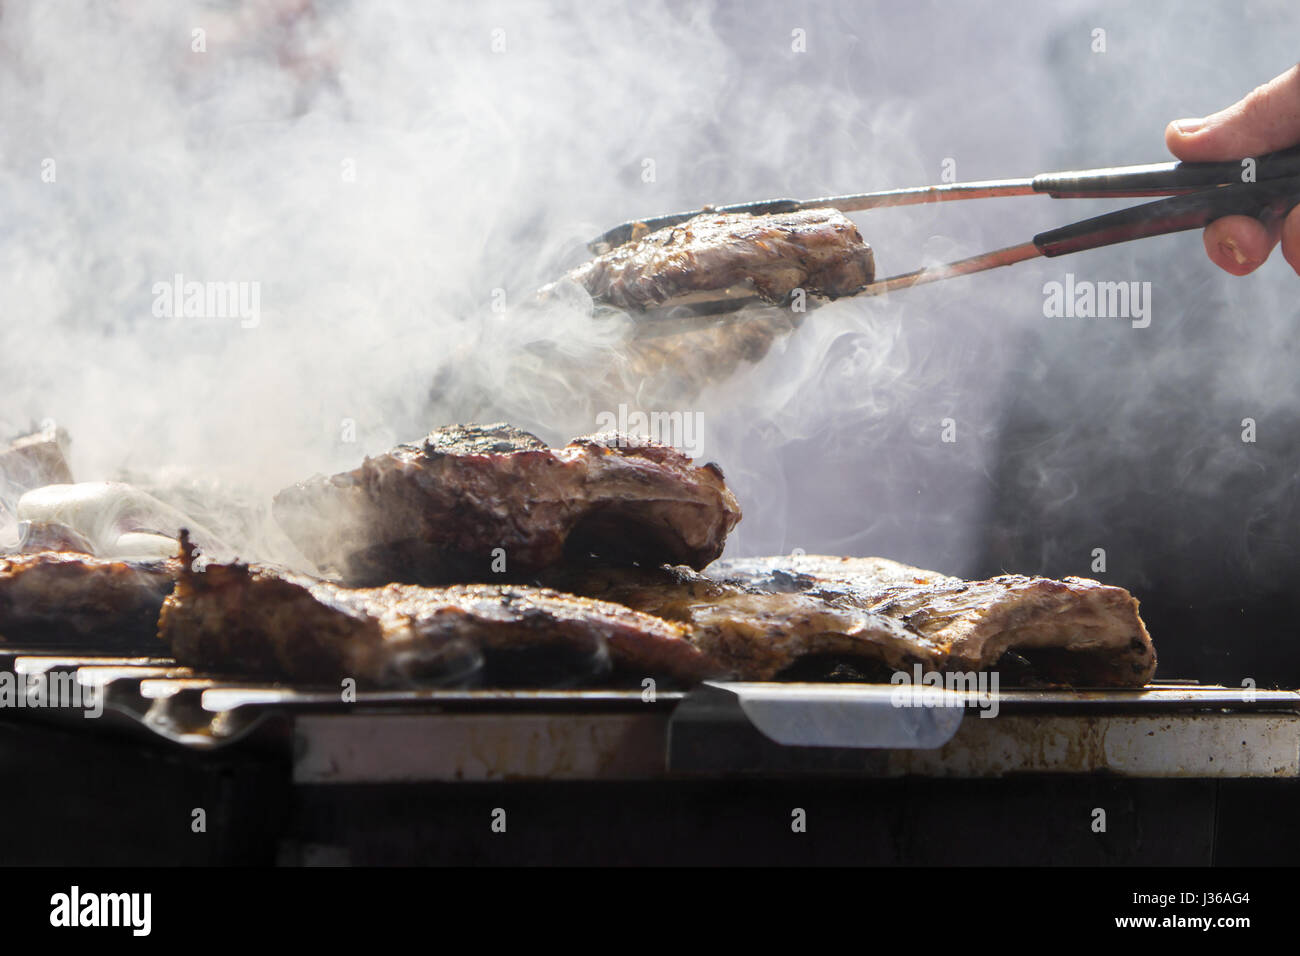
0,551,177,649
566,209,875,311
159,539,716,687
709,555,1157,686
273,424,741,586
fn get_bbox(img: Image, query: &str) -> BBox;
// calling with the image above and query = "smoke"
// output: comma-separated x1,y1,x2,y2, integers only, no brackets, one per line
1,0,1297,655
0,0,935,566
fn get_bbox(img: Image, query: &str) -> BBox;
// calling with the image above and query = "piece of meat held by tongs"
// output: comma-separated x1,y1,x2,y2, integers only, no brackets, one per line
581,144,1300,332
570,208,875,313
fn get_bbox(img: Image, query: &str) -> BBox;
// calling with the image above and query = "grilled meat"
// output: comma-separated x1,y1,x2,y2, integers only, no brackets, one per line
566,209,875,311
541,564,935,681
709,555,1157,686
273,424,741,586
160,536,716,687
0,551,177,649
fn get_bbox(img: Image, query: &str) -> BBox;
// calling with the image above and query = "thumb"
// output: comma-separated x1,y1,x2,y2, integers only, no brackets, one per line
1166,64,1300,162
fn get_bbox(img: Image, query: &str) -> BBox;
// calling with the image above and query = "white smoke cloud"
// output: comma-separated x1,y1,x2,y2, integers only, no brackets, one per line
0,0,1296,598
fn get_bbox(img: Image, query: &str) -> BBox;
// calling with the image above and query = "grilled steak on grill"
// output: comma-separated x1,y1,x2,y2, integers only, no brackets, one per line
160,536,716,687
273,424,741,586
541,564,934,681
565,209,875,311
709,555,1157,686
0,551,177,649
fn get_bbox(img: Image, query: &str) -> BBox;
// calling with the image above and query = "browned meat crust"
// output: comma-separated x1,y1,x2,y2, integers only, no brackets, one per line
566,210,875,311
159,539,716,687
708,555,1157,686
273,424,741,586
540,564,936,681
0,551,176,648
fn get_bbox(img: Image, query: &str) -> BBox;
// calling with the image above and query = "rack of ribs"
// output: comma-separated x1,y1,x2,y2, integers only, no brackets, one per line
159,537,716,687
0,551,177,649
708,554,1157,686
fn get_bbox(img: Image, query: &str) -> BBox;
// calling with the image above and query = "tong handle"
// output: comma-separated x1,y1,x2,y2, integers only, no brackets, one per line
1033,143,1300,198
1033,175,1300,257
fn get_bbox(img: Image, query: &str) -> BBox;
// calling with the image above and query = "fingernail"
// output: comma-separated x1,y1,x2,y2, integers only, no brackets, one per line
1219,238,1249,265
1173,117,1206,134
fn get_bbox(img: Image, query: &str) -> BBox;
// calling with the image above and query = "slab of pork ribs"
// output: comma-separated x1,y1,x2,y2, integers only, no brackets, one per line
0,551,177,650
272,424,741,586
707,554,1157,686
539,555,1155,687
163,550,1154,688
159,536,716,687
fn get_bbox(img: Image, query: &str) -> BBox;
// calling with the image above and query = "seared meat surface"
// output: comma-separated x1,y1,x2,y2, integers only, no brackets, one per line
541,564,934,681
157,541,1154,687
566,209,875,311
160,539,716,687
0,551,177,649
273,424,741,586
710,555,1157,686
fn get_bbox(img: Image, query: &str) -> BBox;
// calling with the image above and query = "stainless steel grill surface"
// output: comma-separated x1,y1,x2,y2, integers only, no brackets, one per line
3,647,1296,782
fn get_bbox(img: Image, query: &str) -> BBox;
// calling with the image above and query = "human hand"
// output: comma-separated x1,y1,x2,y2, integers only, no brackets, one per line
1165,64,1300,276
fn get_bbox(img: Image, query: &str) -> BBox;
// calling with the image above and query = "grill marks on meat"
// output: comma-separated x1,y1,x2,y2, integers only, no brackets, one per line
159,538,716,687
272,424,741,586
709,555,1157,686
540,564,936,681
567,210,875,311
0,551,177,649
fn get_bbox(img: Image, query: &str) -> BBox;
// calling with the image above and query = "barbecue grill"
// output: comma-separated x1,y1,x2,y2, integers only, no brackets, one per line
6,645,1299,865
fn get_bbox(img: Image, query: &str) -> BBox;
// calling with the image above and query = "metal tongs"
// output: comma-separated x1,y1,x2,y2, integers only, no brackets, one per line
588,144,1300,316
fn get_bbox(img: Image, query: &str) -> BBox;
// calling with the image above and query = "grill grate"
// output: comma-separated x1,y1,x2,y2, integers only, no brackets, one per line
3,646,1300,780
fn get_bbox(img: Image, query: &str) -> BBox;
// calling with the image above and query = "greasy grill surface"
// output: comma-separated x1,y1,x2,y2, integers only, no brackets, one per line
272,424,742,586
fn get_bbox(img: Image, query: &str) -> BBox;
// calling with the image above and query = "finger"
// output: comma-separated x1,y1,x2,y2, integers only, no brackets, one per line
1202,215,1279,275
1281,205,1300,276
1166,63,1300,162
